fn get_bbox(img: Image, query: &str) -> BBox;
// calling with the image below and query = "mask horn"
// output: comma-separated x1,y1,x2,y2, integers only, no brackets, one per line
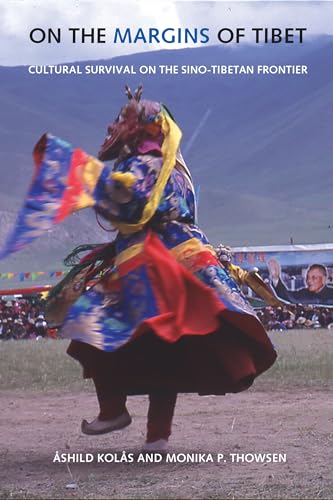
134,85,143,102
125,85,133,100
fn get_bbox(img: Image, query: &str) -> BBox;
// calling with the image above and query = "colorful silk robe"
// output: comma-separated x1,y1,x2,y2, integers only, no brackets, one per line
58,142,260,352
1,135,273,362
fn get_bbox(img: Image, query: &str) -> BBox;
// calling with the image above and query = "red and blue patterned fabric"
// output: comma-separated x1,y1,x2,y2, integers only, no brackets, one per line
0,134,104,259
1,115,276,391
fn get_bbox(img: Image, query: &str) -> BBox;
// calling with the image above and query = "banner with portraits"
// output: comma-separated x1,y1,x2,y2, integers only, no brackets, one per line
231,243,333,307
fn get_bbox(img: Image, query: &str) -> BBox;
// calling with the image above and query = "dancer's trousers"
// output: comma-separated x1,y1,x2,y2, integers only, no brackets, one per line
92,370,177,442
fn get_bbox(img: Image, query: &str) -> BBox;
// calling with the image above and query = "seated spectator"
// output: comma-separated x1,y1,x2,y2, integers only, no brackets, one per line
12,318,26,339
35,314,48,338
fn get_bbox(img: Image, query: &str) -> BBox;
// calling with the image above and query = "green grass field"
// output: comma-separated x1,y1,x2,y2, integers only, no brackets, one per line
0,329,332,391
0,338,86,391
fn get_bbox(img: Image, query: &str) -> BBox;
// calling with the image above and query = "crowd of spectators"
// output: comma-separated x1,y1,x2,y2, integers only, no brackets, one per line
1,294,333,340
257,304,333,331
0,295,57,340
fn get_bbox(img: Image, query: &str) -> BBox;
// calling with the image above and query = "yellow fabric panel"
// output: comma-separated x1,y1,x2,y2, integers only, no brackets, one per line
171,238,216,261
228,264,249,284
114,243,144,266
81,157,104,191
111,171,136,189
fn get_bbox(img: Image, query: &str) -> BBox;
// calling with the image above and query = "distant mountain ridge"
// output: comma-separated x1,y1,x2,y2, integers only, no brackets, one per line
0,38,332,271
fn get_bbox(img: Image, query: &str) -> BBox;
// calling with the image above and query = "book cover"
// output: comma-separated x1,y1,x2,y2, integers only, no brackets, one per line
0,1,332,499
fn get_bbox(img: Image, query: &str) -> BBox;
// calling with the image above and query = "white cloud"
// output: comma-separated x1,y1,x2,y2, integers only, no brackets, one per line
0,1,332,66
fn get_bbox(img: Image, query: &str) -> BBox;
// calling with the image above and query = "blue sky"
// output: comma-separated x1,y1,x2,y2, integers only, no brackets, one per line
0,1,332,65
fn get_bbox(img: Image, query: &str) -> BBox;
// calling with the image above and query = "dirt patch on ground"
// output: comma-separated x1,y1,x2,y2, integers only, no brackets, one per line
1,388,332,499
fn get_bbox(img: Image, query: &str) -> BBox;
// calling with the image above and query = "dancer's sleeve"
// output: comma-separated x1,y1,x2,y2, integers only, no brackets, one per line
0,134,105,259
1,113,179,258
